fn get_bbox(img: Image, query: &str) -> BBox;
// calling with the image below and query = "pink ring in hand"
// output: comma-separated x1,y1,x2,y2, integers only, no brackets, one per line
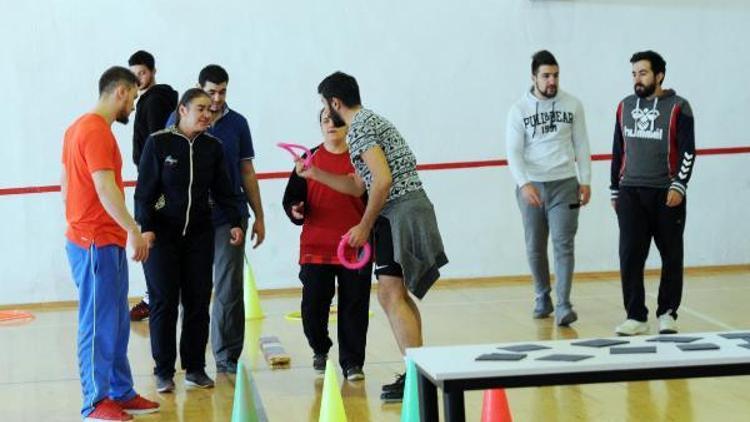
277,142,313,169
337,234,372,270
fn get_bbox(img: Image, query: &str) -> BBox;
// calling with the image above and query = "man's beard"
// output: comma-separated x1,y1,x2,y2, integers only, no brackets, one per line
634,82,656,98
327,100,346,127
115,109,130,124
139,77,153,91
536,81,557,99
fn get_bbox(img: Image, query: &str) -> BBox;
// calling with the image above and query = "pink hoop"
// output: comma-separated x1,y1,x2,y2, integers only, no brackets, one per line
337,234,372,270
277,142,313,169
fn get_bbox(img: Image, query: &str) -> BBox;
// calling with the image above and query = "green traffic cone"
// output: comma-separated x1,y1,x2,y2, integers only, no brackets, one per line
400,358,420,422
231,362,259,422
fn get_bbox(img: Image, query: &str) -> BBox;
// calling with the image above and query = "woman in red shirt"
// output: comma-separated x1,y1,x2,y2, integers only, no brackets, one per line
282,110,372,381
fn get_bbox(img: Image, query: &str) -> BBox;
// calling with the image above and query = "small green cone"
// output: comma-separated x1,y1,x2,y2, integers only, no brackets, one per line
231,362,259,422
400,358,420,422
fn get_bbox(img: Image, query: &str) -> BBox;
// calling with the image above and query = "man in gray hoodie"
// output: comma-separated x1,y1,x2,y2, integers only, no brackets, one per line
506,50,592,326
611,50,695,336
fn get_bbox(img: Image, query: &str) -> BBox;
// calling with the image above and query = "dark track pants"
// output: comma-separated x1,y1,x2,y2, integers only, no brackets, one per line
616,186,686,322
299,263,372,371
144,223,214,377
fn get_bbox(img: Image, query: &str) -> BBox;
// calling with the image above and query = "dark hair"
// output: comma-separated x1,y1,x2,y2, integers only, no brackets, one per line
318,107,346,128
175,88,210,125
98,66,138,96
630,50,666,79
531,50,558,75
128,50,155,71
199,64,229,86
317,71,361,107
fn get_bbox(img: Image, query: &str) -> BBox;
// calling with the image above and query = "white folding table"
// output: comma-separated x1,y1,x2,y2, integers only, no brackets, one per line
406,331,750,421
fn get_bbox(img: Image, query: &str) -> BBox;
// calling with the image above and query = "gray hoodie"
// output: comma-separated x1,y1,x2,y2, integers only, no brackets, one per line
506,89,592,187
610,89,695,198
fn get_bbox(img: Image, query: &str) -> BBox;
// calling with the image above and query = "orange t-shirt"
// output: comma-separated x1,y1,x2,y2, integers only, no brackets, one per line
62,113,127,248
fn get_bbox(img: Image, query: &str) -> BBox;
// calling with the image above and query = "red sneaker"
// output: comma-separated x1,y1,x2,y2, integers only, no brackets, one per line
84,399,133,421
129,300,150,321
116,394,160,415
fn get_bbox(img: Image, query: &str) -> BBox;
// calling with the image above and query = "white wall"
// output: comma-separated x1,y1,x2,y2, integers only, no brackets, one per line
1,0,748,305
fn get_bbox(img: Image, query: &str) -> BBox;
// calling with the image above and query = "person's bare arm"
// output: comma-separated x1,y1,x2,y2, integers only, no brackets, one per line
240,160,265,248
91,170,149,261
297,162,366,197
345,145,391,247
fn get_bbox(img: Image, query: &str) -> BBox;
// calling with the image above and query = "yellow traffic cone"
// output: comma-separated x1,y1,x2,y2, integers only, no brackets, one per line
319,360,347,422
243,257,264,320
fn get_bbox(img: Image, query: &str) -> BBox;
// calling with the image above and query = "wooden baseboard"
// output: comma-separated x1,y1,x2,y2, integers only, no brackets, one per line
2,264,748,310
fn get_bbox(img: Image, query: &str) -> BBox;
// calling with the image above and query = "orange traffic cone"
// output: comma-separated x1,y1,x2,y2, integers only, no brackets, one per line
481,389,512,422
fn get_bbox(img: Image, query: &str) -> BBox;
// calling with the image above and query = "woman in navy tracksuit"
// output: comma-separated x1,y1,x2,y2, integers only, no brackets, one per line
135,88,243,392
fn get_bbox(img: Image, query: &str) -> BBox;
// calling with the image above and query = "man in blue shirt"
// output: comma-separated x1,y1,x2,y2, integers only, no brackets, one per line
167,64,265,373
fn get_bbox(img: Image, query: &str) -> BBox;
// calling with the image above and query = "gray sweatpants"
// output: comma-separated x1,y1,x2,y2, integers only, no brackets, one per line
515,177,579,311
210,218,248,369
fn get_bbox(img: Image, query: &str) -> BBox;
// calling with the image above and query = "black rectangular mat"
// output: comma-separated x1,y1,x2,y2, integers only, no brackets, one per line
572,339,630,348
610,346,657,354
475,353,527,361
646,336,701,343
498,344,551,352
677,343,720,351
536,354,594,362
719,332,750,340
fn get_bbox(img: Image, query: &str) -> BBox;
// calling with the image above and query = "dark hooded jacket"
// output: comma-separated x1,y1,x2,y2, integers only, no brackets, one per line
132,84,178,166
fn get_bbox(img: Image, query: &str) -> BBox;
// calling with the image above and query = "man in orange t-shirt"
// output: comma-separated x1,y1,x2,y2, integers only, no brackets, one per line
62,66,159,421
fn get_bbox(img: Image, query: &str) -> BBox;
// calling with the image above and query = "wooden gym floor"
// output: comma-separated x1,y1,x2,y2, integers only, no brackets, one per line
1,266,749,421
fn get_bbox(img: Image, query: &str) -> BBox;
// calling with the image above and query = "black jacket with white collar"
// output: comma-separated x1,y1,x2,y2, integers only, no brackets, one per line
135,126,240,235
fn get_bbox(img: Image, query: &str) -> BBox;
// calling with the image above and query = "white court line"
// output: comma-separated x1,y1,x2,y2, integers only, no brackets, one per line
420,291,638,308
645,292,738,331
421,280,750,311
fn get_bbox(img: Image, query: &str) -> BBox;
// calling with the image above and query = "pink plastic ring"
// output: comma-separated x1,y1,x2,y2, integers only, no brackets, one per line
277,142,313,169
337,234,372,270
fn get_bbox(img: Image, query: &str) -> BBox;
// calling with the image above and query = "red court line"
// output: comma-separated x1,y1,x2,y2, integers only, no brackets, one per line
2,146,749,197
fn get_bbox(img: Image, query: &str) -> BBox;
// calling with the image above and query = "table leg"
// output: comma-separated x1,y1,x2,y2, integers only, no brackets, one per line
418,371,438,422
443,389,465,422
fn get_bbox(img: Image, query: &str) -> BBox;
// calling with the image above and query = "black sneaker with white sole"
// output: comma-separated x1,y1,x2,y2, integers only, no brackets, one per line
156,375,175,393
344,366,365,381
185,370,214,389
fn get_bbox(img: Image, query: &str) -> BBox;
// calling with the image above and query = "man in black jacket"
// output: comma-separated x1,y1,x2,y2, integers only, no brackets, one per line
129,50,178,165
128,50,178,321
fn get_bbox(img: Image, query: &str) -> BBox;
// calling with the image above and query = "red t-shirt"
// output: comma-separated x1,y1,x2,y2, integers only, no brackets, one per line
62,113,127,248
300,146,365,264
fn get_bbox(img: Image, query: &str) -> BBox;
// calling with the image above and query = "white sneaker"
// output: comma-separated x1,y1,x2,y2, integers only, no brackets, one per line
615,319,649,336
658,314,678,334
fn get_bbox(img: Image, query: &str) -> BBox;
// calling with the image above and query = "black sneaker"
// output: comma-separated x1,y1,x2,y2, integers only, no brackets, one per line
185,370,215,389
313,354,327,374
216,360,238,374
381,372,405,392
380,379,404,403
156,375,175,393
344,366,365,381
